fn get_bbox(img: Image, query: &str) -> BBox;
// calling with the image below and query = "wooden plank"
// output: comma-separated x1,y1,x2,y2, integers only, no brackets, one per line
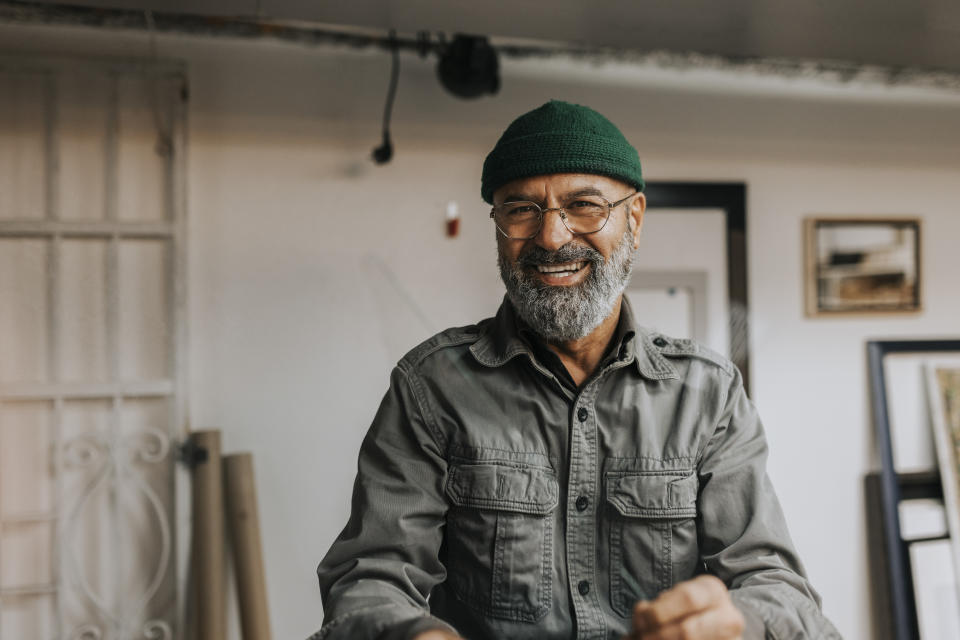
189,430,226,640
224,453,272,640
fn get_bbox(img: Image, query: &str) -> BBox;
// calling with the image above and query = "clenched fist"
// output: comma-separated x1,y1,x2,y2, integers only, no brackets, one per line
412,631,463,640
623,575,744,640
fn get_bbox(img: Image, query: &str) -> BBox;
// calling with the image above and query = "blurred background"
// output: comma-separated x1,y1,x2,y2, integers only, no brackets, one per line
2,1,960,639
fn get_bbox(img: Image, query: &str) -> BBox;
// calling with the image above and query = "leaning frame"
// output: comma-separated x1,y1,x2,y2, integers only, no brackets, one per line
925,365,960,613
867,339,960,640
644,182,750,394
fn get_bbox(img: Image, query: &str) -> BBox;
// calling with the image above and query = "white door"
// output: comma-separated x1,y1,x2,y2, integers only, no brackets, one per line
0,56,187,640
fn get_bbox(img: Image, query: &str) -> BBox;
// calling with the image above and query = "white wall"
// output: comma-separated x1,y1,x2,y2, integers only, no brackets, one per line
4,21,960,640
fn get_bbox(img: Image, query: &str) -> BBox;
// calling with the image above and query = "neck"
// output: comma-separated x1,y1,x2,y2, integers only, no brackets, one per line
544,296,623,387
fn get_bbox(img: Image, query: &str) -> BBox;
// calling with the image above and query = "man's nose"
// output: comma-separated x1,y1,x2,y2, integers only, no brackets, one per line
534,208,574,251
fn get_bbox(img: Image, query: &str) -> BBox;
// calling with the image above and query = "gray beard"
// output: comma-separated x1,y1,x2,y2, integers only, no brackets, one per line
498,229,634,342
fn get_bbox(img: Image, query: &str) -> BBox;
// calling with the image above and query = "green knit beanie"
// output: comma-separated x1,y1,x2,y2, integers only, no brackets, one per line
481,100,644,204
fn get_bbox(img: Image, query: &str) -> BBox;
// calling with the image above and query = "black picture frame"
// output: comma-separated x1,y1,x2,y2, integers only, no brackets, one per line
644,182,749,394
867,339,960,640
865,470,945,640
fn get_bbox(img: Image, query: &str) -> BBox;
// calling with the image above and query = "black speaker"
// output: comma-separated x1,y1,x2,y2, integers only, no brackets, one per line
437,35,500,99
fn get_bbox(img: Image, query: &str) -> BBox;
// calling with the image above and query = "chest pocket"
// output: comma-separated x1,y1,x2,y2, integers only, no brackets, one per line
444,462,558,622
605,470,700,617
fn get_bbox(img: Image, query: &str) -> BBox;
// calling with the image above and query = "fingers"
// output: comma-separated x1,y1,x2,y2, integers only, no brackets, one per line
411,631,463,640
633,575,728,631
635,603,744,640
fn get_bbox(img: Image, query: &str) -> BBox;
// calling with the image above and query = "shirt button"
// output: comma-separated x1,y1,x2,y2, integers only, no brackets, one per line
576,496,589,511
578,580,590,596
653,336,668,347
577,407,588,422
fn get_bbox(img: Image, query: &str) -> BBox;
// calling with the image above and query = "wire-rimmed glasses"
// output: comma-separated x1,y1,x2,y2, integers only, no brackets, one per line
490,191,637,239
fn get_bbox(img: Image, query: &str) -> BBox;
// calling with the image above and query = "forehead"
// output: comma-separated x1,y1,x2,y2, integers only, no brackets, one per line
493,173,631,203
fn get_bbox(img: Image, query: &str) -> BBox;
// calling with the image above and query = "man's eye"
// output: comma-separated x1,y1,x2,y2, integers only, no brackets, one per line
567,200,605,213
505,204,538,216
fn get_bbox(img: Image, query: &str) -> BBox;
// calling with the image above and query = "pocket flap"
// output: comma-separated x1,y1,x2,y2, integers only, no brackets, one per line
446,463,558,515
605,471,697,518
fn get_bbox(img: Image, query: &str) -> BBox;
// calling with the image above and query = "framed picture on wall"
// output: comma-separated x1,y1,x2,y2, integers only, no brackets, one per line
805,217,921,315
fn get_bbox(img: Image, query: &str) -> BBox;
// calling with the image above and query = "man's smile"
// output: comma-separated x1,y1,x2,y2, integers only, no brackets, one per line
535,260,586,275
530,260,590,285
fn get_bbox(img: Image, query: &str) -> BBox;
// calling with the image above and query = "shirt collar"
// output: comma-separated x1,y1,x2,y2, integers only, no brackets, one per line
469,295,679,381
468,296,545,373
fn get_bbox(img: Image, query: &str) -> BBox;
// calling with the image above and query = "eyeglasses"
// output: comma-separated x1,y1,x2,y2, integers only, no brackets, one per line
490,191,637,239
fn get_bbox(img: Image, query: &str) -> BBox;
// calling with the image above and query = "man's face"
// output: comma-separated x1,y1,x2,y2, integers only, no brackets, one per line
494,173,645,342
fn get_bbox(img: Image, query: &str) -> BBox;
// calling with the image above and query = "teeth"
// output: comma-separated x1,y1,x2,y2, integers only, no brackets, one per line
536,261,585,274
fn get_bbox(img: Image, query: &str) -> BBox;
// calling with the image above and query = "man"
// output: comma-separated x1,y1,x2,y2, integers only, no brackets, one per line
315,100,840,640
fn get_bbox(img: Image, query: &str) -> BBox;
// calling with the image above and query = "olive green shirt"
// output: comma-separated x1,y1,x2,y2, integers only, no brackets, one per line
314,298,840,640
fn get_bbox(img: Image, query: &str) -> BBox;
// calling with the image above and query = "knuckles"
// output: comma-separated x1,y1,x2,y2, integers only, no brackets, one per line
695,573,727,595
630,575,743,640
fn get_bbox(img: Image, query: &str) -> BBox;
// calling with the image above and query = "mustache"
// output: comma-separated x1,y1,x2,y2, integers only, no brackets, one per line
516,243,603,268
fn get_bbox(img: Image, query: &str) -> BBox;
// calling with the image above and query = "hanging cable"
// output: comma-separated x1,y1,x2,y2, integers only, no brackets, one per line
372,30,399,164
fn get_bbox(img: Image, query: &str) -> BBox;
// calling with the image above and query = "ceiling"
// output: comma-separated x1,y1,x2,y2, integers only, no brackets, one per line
16,0,960,74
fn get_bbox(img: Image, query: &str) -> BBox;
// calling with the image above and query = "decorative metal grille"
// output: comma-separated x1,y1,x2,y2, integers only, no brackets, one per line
0,55,187,640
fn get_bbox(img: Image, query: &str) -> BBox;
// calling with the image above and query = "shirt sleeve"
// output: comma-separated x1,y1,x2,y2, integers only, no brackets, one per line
697,365,842,639
313,364,460,640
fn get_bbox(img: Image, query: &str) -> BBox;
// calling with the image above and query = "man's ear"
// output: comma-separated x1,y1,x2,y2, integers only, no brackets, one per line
629,193,646,248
